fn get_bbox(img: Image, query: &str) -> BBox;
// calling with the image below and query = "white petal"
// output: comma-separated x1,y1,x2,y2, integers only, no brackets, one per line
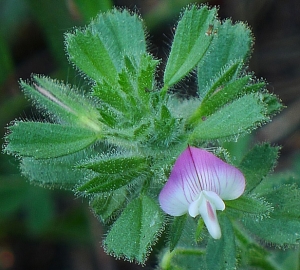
189,191,224,239
188,194,203,217
202,190,225,211
199,198,221,239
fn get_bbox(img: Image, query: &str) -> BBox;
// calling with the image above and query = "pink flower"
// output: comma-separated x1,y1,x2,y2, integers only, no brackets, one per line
159,146,245,239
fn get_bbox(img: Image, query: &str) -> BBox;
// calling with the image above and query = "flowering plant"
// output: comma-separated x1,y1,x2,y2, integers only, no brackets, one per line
4,4,300,269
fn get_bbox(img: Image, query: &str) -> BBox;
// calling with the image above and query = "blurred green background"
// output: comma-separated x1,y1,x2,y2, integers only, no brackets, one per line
1,0,300,269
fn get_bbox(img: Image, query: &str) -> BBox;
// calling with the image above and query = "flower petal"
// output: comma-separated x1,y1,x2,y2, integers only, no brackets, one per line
186,147,245,200
159,146,245,216
198,192,222,239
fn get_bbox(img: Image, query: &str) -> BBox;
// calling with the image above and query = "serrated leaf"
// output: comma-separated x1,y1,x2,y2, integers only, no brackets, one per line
190,65,266,127
137,54,158,104
20,149,91,189
66,9,147,85
78,154,148,193
80,153,147,174
242,214,300,246
198,75,251,118
21,76,102,132
189,94,268,141
93,82,129,115
226,195,273,219
90,9,147,70
164,5,217,87
66,29,119,86
79,170,144,193
198,19,252,97
206,213,236,270
263,93,283,116
91,188,127,223
5,121,97,158
200,60,242,100
242,186,300,246
239,143,279,194
104,195,165,263
263,185,300,218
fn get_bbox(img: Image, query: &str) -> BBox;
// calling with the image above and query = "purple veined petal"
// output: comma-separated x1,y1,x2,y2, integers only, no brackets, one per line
159,147,205,216
159,146,245,216
186,147,245,200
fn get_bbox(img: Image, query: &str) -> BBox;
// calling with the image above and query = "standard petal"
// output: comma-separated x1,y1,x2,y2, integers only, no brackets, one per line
187,147,245,200
159,147,205,216
159,146,245,216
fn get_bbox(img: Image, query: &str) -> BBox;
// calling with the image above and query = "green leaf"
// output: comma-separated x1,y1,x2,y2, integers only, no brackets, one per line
90,9,147,70
5,121,97,158
21,76,102,133
20,149,91,189
78,153,148,193
67,8,147,85
160,248,205,270
66,29,119,86
198,75,251,118
226,195,273,220
104,195,165,263
206,213,236,270
189,94,268,141
136,54,158,106
93,81,129,115
199,60,242,100
91,188,127,223
242,186,300,246
197,19,252,97
164,5,217,87
263,185,300,219
239,143,279,194
263,93,283,116
169,214,188,252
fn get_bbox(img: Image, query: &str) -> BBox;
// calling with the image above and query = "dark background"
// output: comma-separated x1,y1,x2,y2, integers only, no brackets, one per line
0,0,299,269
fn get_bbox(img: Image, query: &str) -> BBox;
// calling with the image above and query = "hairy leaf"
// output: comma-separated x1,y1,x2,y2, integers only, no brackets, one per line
197,19,252,97
189,94,268,141
164,5,217,87
5,121,97,158
239,143,280,194
206,213,236,270
21,76,101,132
20,149,92,189
91,188,127,222
104,195,165,263
169,214,188,252
226,195,273,219
78,154,148,193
